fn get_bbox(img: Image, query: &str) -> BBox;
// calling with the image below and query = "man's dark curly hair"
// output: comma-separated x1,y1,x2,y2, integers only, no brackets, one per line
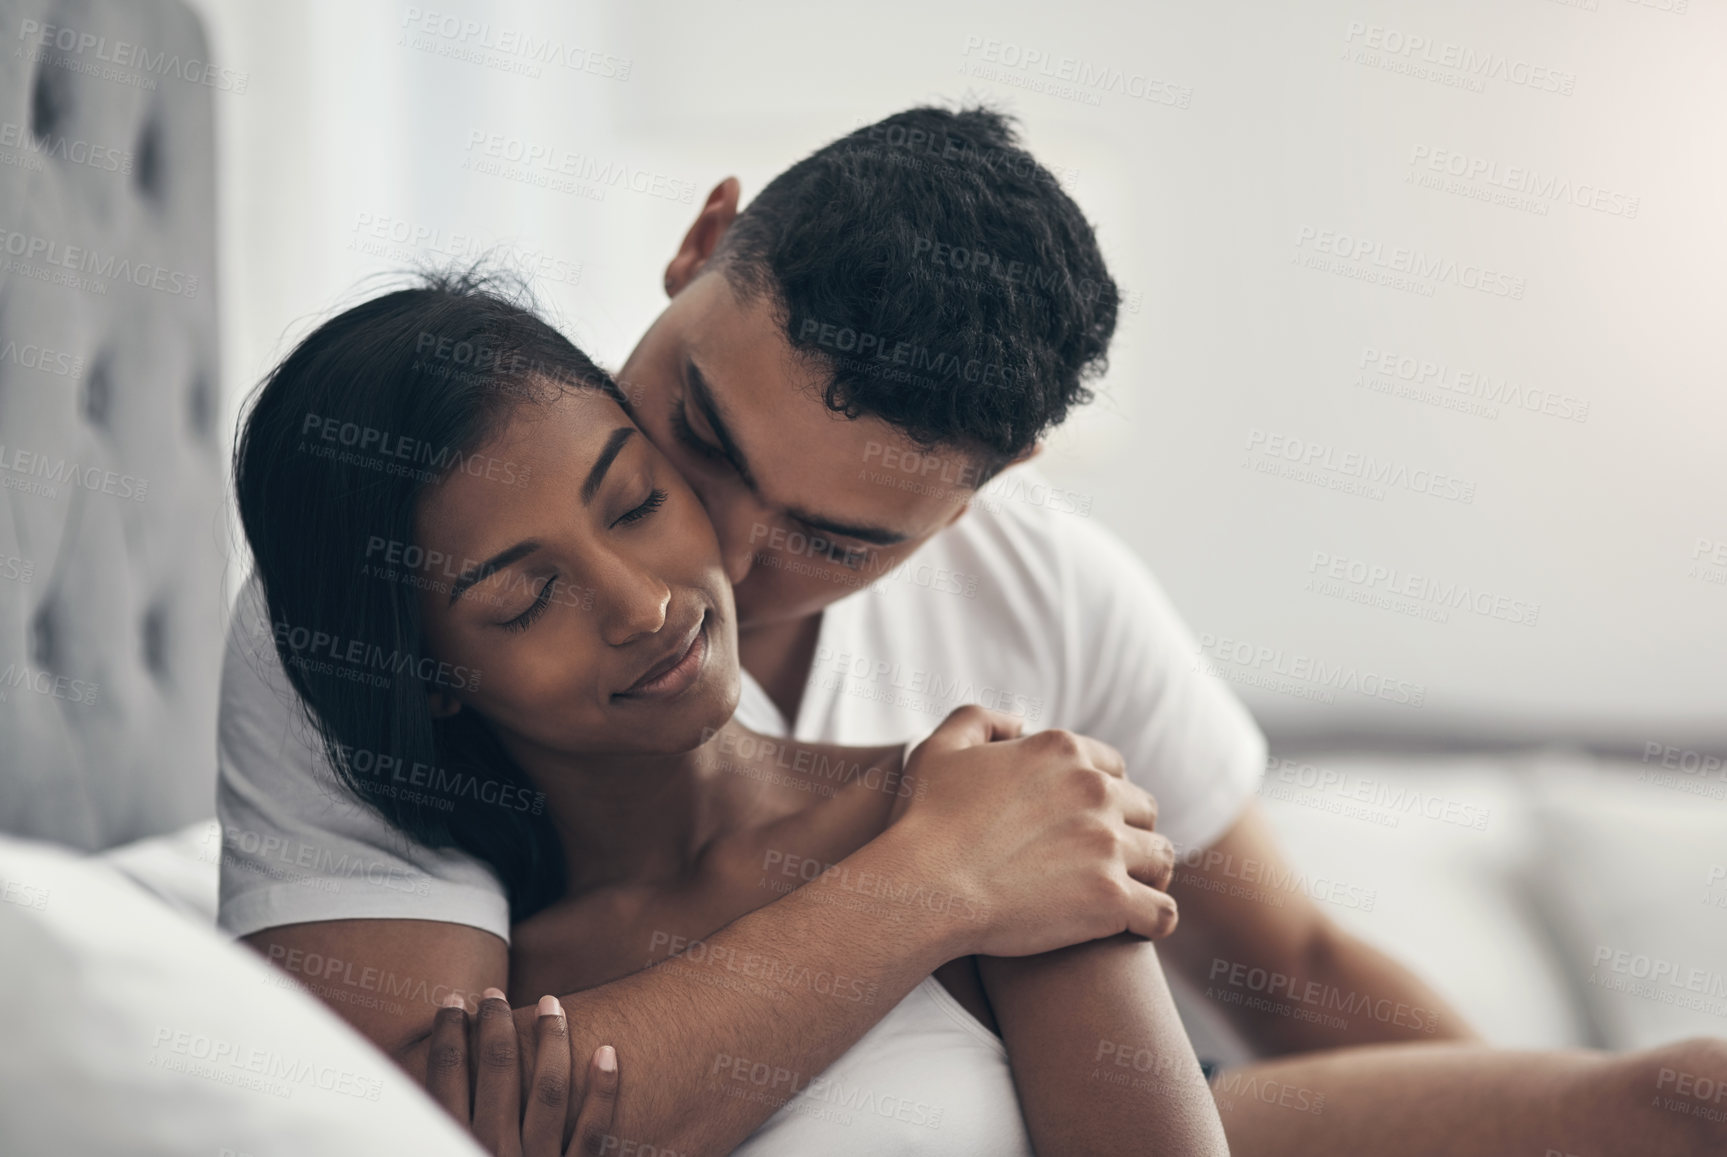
714,104,1119,476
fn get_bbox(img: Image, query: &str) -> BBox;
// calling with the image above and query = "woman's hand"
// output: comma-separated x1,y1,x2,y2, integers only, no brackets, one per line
426,988,621,1156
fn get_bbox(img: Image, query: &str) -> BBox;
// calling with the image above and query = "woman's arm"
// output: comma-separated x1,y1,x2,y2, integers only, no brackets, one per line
977,938,1230,1157
244,709,1178,1157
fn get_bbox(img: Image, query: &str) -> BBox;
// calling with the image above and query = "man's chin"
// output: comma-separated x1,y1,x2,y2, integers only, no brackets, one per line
733,584,849,634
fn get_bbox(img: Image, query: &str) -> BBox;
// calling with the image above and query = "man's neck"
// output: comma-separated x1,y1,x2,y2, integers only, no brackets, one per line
736,612,824,728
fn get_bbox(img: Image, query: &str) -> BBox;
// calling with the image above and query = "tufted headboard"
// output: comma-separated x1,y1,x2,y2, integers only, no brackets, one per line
0,0,224,849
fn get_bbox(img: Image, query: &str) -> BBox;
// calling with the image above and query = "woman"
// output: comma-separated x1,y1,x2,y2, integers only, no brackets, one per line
233,271,1226,1157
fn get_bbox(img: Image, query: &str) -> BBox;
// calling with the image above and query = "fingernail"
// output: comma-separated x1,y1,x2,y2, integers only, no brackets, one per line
538,994,564,1018
596,1045,617,1073
441,992,466,1009
482,987,507,1002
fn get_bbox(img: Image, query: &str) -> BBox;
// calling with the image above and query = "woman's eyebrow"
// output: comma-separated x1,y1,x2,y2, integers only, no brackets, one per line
449,541,541,606
582,426,637,502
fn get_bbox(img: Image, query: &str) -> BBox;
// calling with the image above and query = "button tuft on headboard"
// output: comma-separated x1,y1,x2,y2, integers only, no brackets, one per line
81,355,113,429
29,56,72,144
29,602,57,672
134,115,163,203
188,371,215,441
142,601,170,682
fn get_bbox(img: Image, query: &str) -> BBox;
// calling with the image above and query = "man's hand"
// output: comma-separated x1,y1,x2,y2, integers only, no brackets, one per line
426,988,620,1157
890,705,1179,958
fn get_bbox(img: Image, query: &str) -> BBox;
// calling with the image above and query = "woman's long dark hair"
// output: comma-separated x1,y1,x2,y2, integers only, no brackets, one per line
233,270,621,921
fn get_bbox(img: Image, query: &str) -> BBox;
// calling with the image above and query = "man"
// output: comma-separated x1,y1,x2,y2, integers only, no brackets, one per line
220,106,1721,1156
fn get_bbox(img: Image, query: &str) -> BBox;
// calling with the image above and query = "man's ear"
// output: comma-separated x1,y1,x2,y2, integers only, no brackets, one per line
426,689,463,719
664,178,741,297
1012,442,1044,465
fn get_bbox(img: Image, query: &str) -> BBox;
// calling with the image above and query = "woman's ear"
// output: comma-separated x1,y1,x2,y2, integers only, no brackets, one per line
426,689,463,719
664,178,742,297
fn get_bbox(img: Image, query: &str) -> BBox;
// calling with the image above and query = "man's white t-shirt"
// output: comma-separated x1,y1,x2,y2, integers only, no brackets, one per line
216,471,1266,942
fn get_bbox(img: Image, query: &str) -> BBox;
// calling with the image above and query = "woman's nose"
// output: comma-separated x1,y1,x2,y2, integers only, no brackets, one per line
595,561,671,646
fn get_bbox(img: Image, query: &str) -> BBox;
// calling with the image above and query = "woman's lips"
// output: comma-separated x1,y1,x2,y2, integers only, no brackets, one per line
615,613,708,700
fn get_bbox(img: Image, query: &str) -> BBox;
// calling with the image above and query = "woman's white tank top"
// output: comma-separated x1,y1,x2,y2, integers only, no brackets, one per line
725,974,1036,1155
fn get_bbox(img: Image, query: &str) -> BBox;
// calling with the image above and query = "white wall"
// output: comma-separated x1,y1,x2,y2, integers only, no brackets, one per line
192,0,1726,748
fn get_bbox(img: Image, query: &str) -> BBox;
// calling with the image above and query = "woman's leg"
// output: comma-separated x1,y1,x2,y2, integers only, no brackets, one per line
1212,1037,1727,1157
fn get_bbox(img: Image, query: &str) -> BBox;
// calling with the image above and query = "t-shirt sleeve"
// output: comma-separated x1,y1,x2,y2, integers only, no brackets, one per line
215,579,512,943
1055,517,1267,854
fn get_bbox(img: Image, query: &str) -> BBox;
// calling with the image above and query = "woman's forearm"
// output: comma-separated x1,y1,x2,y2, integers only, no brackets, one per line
978,937,1230,1157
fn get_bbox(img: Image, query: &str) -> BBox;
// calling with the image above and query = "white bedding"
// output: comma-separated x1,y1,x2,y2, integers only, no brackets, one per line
0,834,482,1157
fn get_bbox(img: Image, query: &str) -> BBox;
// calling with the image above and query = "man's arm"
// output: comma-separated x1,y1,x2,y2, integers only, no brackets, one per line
250,828,969,1157
1161,802,1480,1054
245,709,1177,1157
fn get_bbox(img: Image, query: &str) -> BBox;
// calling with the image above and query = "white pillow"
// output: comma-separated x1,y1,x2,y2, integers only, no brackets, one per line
1253,752,1591,1049
0,835,483,1157
1528,751,1727,1050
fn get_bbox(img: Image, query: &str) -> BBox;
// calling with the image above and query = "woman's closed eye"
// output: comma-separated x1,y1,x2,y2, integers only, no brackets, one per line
502,576,555,632
497,490,666,632
613,488,667,527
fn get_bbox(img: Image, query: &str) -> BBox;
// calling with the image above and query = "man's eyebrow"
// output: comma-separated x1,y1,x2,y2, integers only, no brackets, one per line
582,426,636,503
685,359,756,488
785,506,910,547
686,358,910,547
449,541,541,606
